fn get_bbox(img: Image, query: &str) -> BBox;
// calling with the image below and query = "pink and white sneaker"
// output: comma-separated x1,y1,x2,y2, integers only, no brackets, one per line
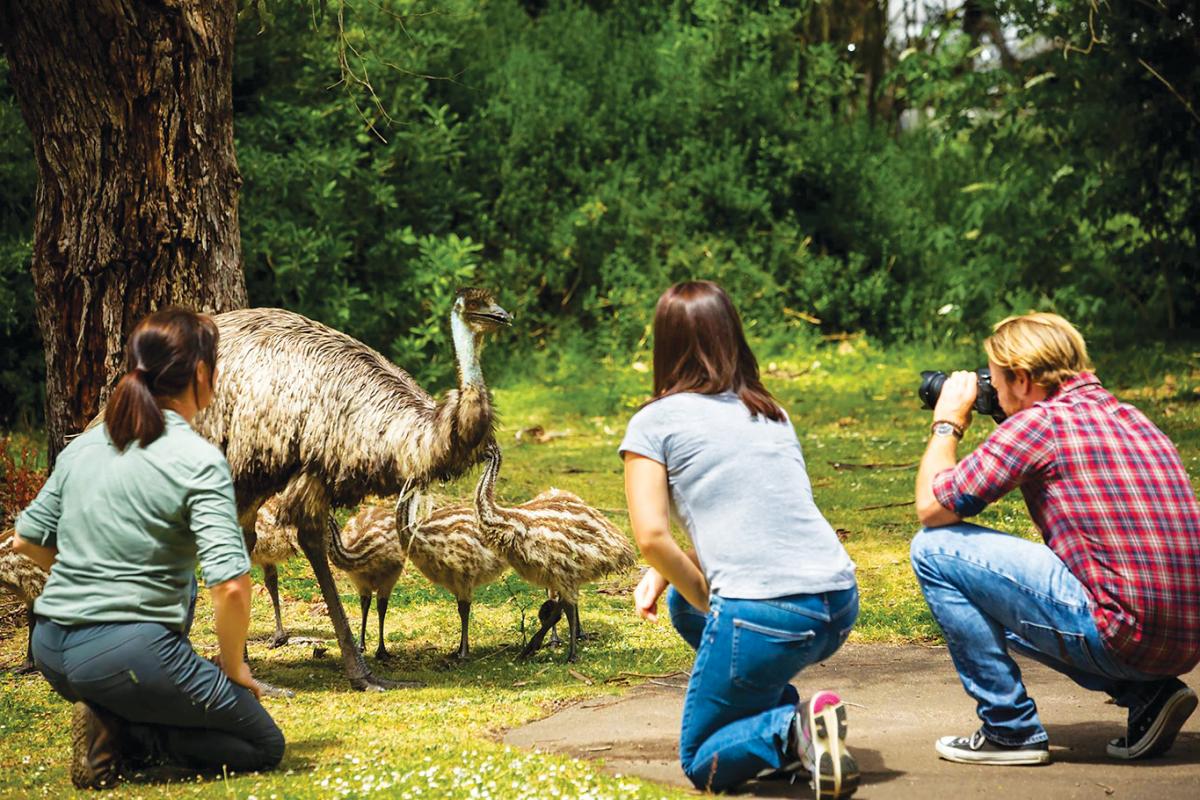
795,691,859,799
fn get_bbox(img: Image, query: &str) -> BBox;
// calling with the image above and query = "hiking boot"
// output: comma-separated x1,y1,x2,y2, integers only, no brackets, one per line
794,691,859,799
1107,678,1198,760
935,729,1049,765
70,702,124,790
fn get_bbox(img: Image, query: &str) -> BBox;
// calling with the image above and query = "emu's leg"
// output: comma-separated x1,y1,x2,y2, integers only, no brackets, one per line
296,524,409,691
374,594,391,661
545,590,562,647
520,600,563,659
263,565,289,648
15,608,37,675
358,592,372,652
455,599,471,660
564,601,581,664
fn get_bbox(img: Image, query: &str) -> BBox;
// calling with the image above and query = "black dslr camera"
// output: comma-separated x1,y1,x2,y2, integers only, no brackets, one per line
919,368,1006,422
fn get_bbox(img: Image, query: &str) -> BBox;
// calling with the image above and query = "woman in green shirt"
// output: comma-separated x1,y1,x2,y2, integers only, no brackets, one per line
15,308,284,790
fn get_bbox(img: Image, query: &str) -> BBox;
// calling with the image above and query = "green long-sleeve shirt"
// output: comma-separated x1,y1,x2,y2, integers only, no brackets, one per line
16,410,250,630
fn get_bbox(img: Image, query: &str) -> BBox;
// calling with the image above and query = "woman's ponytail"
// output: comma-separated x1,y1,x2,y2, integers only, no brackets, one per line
104,308,220,451
105,368,164,450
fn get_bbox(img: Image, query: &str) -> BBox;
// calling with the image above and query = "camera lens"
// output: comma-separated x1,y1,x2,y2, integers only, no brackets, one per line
919,370,946,410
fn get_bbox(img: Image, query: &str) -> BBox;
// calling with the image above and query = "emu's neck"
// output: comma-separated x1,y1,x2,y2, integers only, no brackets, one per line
325,517,362,571
451,313,484,388
474,448,512,536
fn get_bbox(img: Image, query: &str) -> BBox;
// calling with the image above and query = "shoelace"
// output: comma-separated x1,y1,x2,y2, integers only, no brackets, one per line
955,734,984,753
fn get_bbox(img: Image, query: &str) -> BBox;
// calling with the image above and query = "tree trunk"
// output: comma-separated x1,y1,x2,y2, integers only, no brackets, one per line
0,0,247,465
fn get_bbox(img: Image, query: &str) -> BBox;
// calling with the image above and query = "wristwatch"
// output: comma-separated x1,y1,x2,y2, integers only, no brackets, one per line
931,420,964,439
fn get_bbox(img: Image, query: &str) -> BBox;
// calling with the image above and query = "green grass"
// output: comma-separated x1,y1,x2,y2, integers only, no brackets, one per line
2,338,1199,798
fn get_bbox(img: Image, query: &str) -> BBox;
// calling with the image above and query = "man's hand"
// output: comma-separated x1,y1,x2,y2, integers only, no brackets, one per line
933,370,978,430
634,568,669,622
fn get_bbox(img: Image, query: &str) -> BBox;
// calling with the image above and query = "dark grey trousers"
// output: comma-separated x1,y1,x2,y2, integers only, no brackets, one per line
31,589,284,774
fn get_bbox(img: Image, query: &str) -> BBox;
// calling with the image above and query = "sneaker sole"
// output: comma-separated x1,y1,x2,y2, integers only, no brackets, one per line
934,737,1050,766
810,699,860,799
1107,688,1198,760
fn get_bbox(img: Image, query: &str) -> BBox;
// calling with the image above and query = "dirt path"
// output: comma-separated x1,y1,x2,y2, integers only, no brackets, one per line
505,644,1200,799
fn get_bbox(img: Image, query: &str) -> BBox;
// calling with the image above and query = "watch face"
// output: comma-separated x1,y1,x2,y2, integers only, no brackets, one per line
933,422,956,436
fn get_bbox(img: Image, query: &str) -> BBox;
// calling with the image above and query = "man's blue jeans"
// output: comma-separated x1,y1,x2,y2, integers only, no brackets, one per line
910,523,1172,747
667,585,858,791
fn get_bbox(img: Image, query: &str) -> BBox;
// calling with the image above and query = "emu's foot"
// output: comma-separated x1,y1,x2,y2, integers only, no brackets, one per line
374,647,393,662
255,679,296,699
349,674,424,692
565,652,580,664
267,633,290,649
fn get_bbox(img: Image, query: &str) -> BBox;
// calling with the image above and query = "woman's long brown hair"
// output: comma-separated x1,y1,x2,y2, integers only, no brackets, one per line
650,281,784,421
105,307,219,450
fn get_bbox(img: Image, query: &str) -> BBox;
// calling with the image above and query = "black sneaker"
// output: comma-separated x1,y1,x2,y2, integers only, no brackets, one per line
935,729,1050,765
795,691,860,799
1107,678,1198,760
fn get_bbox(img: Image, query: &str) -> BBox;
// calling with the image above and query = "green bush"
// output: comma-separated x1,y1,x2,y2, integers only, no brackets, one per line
1,0,1196,423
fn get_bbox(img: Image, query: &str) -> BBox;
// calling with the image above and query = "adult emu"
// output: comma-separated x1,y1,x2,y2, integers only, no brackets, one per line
195,288,511,690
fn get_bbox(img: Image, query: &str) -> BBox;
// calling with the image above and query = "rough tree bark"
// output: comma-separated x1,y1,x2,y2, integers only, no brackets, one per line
0,0,247,465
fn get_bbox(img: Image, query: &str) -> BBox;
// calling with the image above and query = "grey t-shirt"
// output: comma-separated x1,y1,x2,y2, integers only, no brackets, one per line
619,391,856,600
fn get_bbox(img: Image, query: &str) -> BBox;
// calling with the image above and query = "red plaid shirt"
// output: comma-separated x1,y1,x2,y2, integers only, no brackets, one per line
934,372,1200,675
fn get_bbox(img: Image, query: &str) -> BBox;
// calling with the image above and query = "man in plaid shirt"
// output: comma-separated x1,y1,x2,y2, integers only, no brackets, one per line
911,312,1200,766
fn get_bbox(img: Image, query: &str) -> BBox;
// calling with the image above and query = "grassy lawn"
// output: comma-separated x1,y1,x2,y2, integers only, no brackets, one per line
2,338,1198,798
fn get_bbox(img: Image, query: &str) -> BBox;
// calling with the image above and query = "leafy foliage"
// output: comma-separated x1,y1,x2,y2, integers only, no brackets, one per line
1,0,1196,421
0,434,46,526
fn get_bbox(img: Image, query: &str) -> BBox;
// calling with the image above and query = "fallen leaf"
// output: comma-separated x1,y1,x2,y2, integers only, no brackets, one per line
568,669,594,685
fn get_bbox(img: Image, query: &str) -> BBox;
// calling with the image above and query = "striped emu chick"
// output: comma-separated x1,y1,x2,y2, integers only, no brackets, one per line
330,505,408,660
1,529,49,673
474,442,636,662
394,492,507,659
251,496,302,648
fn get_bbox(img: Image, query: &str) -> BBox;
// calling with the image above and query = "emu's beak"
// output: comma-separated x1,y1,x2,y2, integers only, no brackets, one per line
485,303,514,326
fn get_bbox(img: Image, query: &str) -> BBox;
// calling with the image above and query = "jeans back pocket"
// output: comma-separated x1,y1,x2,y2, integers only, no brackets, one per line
730,619,818,692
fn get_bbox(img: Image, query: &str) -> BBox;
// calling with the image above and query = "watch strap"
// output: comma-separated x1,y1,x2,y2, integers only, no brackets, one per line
931,419,964,439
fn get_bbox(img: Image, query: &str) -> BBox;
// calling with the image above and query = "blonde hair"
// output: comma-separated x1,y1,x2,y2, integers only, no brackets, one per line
984,312,1092,391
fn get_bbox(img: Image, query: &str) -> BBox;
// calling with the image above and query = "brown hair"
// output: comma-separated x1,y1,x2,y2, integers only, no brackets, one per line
105,307,219,450
650,281,784,422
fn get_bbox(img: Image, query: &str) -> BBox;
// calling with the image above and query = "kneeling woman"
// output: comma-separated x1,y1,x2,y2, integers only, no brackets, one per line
14,308,284,789
621,281,859,798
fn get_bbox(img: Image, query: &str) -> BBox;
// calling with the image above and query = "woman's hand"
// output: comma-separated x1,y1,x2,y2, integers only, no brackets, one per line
634,568,669,622
217,654,262,700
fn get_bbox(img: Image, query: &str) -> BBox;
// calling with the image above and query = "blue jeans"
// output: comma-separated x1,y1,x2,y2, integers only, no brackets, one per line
910,523,1173,746
667,585,858,791
32,576,283,774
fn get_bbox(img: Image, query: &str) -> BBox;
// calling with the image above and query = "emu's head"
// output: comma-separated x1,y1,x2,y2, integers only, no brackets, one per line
454,288,513,334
